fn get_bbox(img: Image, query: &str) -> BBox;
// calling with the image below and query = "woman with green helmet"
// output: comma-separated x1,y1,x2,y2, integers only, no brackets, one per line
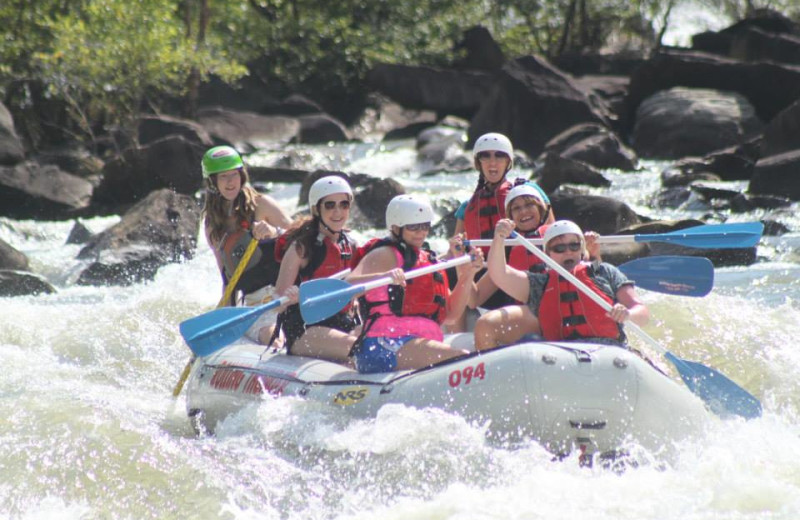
201,146,292,328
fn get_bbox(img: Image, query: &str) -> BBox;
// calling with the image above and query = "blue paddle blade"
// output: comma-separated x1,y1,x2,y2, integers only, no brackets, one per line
299,277,359,324
619,256,714,297
636,222,763,249
664,352,762,419
179,299,283,356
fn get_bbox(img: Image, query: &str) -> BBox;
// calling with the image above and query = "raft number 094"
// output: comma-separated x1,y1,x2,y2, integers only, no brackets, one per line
448,362,486,388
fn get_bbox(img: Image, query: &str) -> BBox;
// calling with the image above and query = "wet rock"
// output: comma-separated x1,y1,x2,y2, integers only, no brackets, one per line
0,270,56,296
76,189,201,286
0,161,93,220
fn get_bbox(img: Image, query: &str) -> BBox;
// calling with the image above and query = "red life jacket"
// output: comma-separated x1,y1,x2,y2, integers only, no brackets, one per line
463,179,512,240
275,231,354,282
507,225,549,273
355,238,449,324
538,263,621,341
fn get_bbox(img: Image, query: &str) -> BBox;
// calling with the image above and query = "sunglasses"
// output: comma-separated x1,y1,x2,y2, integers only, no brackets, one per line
477,151,510,161
322,200,351,211
548,242,582,254
404,222,431,232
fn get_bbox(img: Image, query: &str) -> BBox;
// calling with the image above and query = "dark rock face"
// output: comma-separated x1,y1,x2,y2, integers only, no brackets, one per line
625,49,800,130
76,189,201,286
367,63,496,120
0,270,56,296
0,161,93,220
0,102,25,166
91,135,204,211
631,87,763,159
749,149,800,200
469,55,611,159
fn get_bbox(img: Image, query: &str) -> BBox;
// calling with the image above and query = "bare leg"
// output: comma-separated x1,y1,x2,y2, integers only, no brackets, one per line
290,326,357,367
474,305,540,351
257,324,281,347
396,338,468,371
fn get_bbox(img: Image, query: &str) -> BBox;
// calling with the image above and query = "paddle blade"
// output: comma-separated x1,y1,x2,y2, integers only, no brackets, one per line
665,352,762,419
299,277,358,324
638,222,763,249
179,299,282,356
619,256,714,297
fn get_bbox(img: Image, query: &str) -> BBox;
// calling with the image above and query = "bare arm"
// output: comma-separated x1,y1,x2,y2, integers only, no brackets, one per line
444,236,483,326
470,271,499,308
275,244,306,302
486,219,531,303
205,226,227,294
346,246,404,285
611,285,650,327
255,193,292,229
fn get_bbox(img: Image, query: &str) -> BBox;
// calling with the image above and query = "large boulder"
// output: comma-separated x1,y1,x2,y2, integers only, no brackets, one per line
537,153,611,193
0,102,25,166
367,63,496,120
138,114,215,147
539,123,638,171
0,239,28,271
76,189,201,286
0,161,93,220
762,97,800,157
548,191,641,235
631,87,763,159
294,114,349,143
749,149,800,200
452,25,505,72
692,10,799,58
91,135,204,211
0,270,56,297
196,106,300,151
625,49,800,131
730,26,800,65
468,55,612,158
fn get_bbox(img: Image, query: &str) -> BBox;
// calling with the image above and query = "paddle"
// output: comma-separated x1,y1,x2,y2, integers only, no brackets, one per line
617,256,713,297
179,268,352,357
172,237,260,397
468,221,763,250
299,254,473,325
511,231,762,420
467,237,715,297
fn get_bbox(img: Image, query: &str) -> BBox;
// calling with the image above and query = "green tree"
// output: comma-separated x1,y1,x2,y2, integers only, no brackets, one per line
34,0,245,149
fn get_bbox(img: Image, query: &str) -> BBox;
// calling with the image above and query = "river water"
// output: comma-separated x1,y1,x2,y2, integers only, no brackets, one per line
2,138,799,519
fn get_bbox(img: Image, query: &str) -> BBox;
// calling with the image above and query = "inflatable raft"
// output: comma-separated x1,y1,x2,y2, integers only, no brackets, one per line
184,335,710,458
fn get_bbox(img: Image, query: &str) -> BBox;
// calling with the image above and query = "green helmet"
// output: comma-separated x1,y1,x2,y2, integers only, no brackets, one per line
202,146,244,178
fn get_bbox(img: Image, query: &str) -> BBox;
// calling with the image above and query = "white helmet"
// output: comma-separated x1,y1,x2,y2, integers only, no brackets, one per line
309,175,353,214
472,132,514,170
543,220,585,251
386,194,435,229
505,183,547,216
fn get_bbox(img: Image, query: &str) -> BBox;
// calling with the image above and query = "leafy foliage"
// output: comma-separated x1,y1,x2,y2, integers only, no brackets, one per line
1,0,798,149
33,0,245,145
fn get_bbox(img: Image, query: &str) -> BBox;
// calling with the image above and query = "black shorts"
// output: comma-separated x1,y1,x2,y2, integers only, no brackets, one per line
279,304,358,354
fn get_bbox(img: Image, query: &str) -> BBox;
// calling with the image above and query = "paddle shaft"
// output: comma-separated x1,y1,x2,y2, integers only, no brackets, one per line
468,221,763,249
173,237,259,397
469,235,738,248
302,255,472,308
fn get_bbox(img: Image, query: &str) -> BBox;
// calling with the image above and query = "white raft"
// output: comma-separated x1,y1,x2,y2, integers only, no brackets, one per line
185,335,710,457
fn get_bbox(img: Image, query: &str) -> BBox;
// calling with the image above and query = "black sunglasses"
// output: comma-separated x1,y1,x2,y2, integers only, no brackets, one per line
549,242,582,254
404,222,431,232
477,151,509,161
322,200,351,211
